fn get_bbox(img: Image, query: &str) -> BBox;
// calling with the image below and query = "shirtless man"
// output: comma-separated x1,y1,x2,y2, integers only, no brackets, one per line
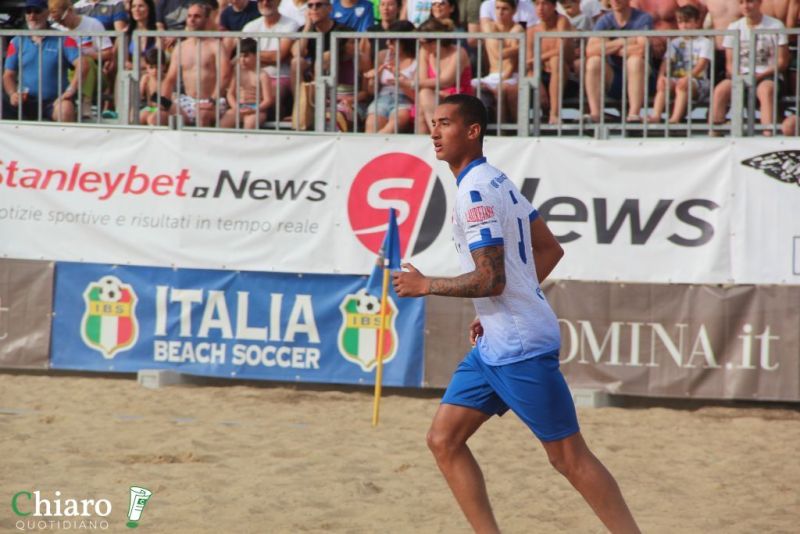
474,0,525,121
701,0,746,47
153,1,232,126
529,0,574,124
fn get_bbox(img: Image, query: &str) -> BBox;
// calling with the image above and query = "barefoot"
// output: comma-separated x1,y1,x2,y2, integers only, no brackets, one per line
645,115,661,124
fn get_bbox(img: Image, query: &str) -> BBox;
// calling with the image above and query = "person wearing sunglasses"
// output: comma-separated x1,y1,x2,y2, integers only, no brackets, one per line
2,0,88,122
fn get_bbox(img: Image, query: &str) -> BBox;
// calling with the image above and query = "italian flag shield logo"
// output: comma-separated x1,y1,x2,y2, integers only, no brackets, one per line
80,275,139,359
338,288,399,372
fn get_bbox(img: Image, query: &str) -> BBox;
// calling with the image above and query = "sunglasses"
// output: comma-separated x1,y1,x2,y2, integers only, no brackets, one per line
307,2,329,9
25,6,45,14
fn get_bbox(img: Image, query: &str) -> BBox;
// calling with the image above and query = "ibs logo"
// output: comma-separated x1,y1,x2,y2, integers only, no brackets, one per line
338,289,398,372
80,276,139,359
348,153,447,257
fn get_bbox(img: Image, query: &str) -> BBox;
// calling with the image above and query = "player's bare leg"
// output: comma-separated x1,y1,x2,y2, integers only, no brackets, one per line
427,404,499,534
541,432,640,534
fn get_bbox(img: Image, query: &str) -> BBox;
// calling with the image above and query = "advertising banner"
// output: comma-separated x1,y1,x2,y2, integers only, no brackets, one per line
50,262,425,387
423,283,800,401
1,125,799,284
0,258,53,369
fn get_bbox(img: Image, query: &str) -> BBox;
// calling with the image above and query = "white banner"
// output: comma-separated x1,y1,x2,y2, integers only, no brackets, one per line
1,124,798,285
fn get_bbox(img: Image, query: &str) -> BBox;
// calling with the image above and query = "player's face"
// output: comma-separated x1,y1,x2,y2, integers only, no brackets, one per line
431,103,470,162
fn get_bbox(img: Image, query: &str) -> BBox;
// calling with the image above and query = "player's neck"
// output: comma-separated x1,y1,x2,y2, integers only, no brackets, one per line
449,150,485,180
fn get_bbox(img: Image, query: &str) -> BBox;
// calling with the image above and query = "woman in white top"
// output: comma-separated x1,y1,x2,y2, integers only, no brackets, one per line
364,20,418,132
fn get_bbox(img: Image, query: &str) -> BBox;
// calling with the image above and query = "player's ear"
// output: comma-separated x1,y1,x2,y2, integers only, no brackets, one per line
467,122,482,141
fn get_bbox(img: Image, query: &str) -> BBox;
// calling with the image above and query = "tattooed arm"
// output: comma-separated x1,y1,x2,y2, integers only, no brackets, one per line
391,246,506,298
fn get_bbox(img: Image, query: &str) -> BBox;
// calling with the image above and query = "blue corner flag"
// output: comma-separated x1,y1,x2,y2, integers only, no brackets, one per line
365,209,401,296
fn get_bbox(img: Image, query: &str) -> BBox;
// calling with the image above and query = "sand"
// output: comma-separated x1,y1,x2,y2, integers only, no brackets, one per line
1,373,798,534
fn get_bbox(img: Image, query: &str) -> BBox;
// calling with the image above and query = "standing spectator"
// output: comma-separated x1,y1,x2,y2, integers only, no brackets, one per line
416,17,473,132
360,0,401,58
125,0,159,69
646,5,712,123
710,0,789,135
219,0,261,29
243,0,299,107
585,0,653,122
280,0,308,25
154,1,232,126
529,0,573,124
2,0,88,122
364,19,417,132
332,0,375,30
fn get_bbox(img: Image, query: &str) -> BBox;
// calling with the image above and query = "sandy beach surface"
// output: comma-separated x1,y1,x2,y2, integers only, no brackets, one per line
1,373,798,534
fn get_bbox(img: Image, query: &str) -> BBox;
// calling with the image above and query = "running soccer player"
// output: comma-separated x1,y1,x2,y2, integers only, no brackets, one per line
391,94,640,534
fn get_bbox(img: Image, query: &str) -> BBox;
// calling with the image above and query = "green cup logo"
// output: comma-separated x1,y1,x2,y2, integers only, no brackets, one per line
126,487,152,528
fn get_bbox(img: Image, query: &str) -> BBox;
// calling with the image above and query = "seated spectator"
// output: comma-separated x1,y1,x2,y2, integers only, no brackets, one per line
416,17,473,132
49,0,114,117
279,0,308,26
710,0,788,135
1,0,88,122
431,0,460,23
242,0,299,107
364,19,417,132
221,38,275,127
152,1,232,126
473,0,525,121
138,48,169,123
646,5,712,123
528,0,573,124
126,0,159,70
480,0,538,30
291,0,351,100
585,0,653,122
332,0,375,30
360,0,402,58
73,0,129,31
327,37,371,129
219,0,261,29
557,0,597,29
404,0,434,26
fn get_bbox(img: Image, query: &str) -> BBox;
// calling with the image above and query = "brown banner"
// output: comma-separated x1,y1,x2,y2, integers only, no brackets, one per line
423,282,800,401
0,259,53,369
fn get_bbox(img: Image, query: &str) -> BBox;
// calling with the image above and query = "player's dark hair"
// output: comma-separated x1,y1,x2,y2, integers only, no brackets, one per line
441,94,488,144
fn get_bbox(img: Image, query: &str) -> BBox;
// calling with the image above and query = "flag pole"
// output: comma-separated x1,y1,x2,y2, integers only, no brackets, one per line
371,259,391,427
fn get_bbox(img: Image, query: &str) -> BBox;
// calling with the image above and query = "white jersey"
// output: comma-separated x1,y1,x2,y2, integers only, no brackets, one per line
453,157,560,366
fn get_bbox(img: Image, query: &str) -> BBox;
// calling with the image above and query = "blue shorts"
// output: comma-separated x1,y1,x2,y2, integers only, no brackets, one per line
442,347,579,442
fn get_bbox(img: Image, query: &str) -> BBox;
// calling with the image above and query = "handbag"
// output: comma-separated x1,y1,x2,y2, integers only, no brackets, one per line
291,81,315,131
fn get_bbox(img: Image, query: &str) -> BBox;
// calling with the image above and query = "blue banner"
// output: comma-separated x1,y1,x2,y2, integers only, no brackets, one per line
51,262,425,387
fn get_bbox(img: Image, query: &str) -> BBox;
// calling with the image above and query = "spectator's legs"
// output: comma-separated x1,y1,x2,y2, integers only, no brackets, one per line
755,79,776,136
243,112,259,129
781,114,797,136
365,113,388,133
220,107,238,128
290,57,310,102
585,56,611,121
625,55,645,119
378,109,412,133
196,106,217,128
647,75,668,122
668,77,691,124
546,57,565,124
505,81,518,124
417,87,436,133
51,99,76,122
710,79,732,127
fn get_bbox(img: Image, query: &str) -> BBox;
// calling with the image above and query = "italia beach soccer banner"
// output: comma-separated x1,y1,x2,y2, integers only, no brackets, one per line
50,262,425,387
1,124,799,286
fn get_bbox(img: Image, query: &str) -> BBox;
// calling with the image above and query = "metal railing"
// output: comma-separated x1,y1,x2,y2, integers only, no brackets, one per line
1,27,798,138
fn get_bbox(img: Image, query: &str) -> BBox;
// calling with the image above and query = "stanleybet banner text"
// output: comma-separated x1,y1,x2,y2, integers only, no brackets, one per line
1,124,800,285
50,262,425,387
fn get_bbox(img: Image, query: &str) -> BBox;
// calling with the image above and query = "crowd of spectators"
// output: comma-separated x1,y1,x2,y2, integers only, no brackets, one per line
2,0,800,135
